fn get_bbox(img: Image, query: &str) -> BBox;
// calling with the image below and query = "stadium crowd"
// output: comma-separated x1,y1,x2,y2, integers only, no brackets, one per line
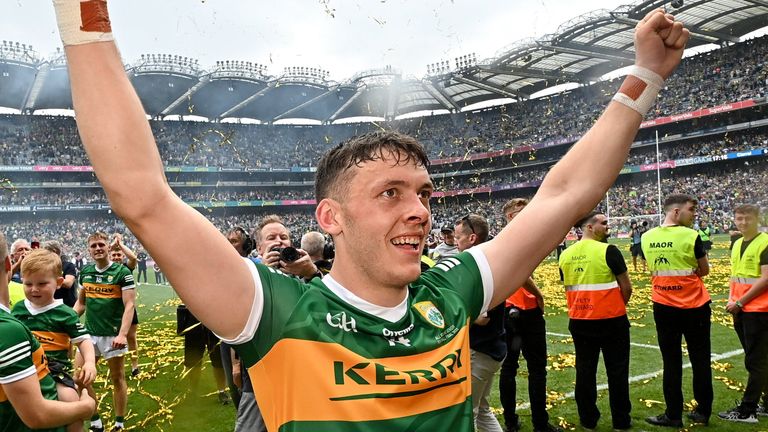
3,14,768,432
0,36,765,169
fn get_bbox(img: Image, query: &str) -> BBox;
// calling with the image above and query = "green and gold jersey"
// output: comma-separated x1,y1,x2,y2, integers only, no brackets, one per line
224,250,493,432
79,262,135,336
0,305,63,432
11,300,90,370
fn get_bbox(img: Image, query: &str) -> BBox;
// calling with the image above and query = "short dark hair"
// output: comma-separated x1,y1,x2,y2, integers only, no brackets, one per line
734,204,760,217
315,131,430,202
455,214,489,243
663,194,697,212
575,211,602,228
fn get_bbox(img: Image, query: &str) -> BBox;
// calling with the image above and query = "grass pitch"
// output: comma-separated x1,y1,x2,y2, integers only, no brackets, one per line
88,236,766,431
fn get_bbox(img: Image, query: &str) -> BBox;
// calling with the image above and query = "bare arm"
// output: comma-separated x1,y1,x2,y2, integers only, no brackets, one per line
4,375,94,429
480,10,689,307
522,277,545,310
112,289,136,348
64,41,253,338
114,235,138,270
696,256,710,277
73,289,85,316
616,272,633,304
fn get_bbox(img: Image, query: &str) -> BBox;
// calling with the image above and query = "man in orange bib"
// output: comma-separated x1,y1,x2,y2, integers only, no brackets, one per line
642,194,711,427
719,204,768,423
559,212,632,430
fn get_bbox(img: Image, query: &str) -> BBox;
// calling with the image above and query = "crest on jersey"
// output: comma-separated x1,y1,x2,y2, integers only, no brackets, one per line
107,276,114,282
413,301,445,329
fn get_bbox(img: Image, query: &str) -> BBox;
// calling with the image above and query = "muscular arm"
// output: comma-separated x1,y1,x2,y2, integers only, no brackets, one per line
479,10,689,307
64,41,253,338
4,375,94,429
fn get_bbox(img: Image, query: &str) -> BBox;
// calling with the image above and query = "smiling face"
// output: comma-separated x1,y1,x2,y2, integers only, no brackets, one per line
735,211,759,238
110,249,125,264
87,236,109,266
257,222,291,257
23,271,62,308
322,155,433,292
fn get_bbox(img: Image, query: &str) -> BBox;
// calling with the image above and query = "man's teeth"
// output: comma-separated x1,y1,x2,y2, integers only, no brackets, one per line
392,237,420,245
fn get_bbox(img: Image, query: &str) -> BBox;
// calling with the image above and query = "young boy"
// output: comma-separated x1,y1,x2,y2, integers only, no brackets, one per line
12,249,97,432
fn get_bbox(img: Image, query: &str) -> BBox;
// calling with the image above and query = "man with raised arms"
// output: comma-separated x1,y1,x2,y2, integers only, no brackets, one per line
53,1,688,430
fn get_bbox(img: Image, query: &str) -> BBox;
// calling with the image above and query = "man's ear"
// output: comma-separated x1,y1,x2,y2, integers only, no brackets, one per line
316,198,342,236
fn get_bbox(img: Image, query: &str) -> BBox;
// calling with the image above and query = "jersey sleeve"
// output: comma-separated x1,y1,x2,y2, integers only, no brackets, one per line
419,248,493,321
62,307,90,344
0,321,36,385
217,258,306,352
119,266,136,290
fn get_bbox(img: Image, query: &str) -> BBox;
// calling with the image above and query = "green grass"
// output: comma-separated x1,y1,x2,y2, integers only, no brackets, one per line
87,272,236,431
91,236,767,431
487,235,767,431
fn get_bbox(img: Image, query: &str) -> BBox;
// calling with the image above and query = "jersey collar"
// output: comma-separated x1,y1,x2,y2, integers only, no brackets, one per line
322,275,409,323
24,299,64,315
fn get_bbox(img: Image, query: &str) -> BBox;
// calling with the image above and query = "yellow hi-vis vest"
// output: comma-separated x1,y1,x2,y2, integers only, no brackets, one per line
642,225,710,308
730,232,768,312
559,239,626,320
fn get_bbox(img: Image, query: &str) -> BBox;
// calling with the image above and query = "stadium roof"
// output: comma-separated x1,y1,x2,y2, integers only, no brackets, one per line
1,0,766,122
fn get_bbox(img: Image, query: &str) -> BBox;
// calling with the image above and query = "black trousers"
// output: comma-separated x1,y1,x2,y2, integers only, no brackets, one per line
734,312,768,413
499,307,550,429
137,266,147,283
569,316,631,429
653,302,713,419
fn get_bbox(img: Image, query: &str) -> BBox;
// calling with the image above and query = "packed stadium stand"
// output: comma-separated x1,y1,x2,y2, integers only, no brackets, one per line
1,0,767,257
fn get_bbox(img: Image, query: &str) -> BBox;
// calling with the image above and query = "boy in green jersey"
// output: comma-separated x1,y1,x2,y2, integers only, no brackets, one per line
0,233,95,431
53,0,690,429
13,249,98,432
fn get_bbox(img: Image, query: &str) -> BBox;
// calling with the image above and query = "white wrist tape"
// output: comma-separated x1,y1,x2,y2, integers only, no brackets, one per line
53,0,114,46
612,66,664,117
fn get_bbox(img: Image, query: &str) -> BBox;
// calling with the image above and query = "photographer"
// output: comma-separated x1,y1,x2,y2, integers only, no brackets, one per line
255,215,321,282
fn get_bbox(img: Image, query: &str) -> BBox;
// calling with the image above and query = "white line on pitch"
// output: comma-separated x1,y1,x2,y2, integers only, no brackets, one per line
515,348,744,411
547,331,660,350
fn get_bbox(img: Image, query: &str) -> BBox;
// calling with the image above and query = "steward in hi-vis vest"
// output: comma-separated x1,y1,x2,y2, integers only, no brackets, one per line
641,194,712,428
698,221,712,252
497,198,561,432
560,239,627,320
642,225,710,309
559,212,632,430
719,204,768,423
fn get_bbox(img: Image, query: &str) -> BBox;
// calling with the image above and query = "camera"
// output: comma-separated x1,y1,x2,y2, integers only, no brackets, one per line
271,246,300,263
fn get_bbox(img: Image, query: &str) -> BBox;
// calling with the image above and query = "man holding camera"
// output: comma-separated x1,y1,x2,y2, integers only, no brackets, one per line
255,215,322,282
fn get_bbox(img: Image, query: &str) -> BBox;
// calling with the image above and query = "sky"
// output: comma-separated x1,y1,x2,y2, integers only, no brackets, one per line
3,0,629,81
